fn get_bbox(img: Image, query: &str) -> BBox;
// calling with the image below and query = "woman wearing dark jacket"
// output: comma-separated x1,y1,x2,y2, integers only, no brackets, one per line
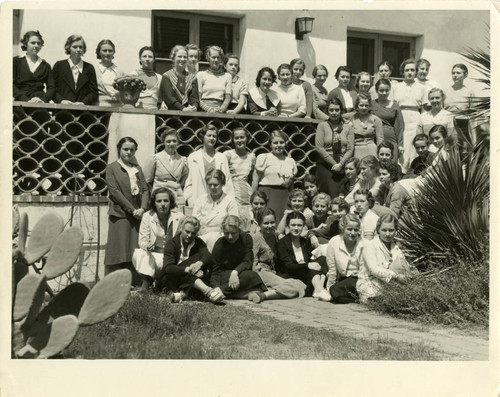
13,30,55,102
159,216,224,303
210,215,266,300
276,211,331,300
104,137,149,279
52,34,98,105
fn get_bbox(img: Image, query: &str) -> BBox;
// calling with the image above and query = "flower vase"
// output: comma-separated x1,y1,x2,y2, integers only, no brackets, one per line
118,89,141,109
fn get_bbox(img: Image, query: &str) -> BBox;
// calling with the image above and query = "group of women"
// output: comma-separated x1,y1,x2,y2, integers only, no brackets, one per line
15,29,470,305
102,112,452,304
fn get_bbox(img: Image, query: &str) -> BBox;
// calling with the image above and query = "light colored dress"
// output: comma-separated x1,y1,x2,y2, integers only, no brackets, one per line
356,236,417,303
392,80,426,172
225,149,256,231
311,84,329,120
192,193,239,235
444,85,475,112
229,75,249,110
95,62,124,106
143,151,189,203
196,69,232,110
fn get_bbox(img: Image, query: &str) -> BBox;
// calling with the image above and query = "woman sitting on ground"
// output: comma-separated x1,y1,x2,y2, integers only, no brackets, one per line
251,208,307,302
13,30,55,102
247,66,280,116
356,214,418,303
160,216,224,304
133,187,184,292
160,45,199,111
276,211,331,301
196,45,232,113
210,215,268,300
326,213,364,304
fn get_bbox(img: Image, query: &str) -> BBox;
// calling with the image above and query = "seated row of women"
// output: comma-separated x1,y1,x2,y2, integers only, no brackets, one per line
14,31,475,126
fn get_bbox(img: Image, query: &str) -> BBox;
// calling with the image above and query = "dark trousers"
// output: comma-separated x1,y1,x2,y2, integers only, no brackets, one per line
158,252,209,293
329,276,358,304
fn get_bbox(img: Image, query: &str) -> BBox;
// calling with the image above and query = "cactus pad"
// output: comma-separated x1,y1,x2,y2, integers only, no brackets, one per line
24,212,64,264
36,283,90,325
42,227,83,279
78,269,131,326
13,274,46,323
28,315,79,358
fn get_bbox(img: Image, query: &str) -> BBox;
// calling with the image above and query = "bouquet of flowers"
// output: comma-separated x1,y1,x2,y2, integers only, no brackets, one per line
112,75,147,92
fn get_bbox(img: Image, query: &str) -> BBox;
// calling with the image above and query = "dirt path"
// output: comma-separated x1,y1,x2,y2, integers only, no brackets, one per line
228,298,488,360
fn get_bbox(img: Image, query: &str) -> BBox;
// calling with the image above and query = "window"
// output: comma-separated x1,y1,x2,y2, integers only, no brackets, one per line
347,31,416,79
152,11,239,74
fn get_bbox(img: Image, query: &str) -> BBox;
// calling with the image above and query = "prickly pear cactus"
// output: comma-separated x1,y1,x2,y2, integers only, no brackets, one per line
24,212,64,264
12,211,131,359
42,227,84,280
78,269,132,326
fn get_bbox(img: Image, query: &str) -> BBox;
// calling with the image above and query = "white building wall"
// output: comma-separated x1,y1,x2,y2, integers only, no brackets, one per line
15,9,489,94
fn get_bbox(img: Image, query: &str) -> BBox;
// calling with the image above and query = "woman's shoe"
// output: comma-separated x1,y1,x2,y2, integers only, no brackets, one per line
248,291,266,304
206,287,225,304
313,289,332,302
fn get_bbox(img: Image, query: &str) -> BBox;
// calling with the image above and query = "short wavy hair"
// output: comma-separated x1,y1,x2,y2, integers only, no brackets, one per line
21,30,44,51
64,34,86,55
95,39,115,59
353,188,375,209
339,213,361,234
255,67,277,87
150,186,176,211
205,169,226,186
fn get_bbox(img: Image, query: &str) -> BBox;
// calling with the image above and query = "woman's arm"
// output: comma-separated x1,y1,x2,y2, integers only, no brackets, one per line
288,86,306,118
372,115,384,146
105,165,137,213
394,105,405,152
325,239,338,291
138,213,153,251
339,124,355,166
302,81,313,118
42,64,56,102
188,80,200,110
234,233,254,274
161,77,184,110
81,64,98,105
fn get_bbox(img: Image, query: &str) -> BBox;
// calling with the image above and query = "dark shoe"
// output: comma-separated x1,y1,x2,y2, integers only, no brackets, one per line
139,275,153,293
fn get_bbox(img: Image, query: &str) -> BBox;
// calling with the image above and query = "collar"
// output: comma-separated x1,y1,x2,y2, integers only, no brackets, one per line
249,86,280,108
68,58,84,73
117,158,138,171
209,192,226,205
98,62,117,73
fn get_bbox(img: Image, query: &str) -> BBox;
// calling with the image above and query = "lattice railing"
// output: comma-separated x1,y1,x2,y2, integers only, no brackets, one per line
13,102,320,197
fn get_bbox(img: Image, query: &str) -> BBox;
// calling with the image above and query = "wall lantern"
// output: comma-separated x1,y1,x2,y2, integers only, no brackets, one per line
295,10,315,40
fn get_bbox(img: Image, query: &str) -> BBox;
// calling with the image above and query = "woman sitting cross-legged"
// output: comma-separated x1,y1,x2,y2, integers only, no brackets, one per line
326,214,364,304
210,215,268,300
276,211,331,301
132,187,184,292
159,216,224,304
356,214,418,303
251,208,307,302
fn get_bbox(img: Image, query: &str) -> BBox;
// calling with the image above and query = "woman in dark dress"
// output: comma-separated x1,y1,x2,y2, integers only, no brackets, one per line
104,137,149,282
13,30,55,103
247,67,280,116
315,97,355,198
327,66,357,114
210,215,267,300
371,78,405,161
52,34,98,105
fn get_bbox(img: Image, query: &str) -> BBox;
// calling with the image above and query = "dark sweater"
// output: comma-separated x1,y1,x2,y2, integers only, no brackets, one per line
211,232,253,274
163,234,212,274
276,234,312,281
13,56,55,102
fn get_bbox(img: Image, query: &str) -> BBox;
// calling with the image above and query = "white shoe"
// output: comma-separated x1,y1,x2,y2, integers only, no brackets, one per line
313,290,332,302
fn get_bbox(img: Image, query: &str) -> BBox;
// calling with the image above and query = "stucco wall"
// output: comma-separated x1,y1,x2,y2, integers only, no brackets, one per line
15,9,489,94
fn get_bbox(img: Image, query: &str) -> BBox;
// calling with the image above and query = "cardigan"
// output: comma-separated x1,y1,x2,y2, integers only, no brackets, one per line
315,120,355,167
13,56,55,102
105,161,149,218
52,59,98,105
163,234,212,274
211,232,254,274
275,234,312,280
161,69,199,110
326,235,364,290
327,87,358,111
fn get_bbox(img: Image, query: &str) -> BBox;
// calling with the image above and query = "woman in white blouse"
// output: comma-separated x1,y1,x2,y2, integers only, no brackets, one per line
417,88,456,146
275,63,306,118
94,39,124,106
357,214,418,303
326,213,364,303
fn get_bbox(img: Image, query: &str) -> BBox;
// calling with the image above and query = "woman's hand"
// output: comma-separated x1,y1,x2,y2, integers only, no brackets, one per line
266,107,278,116
189,261,203,275
60,100,75,105
28,97,43,103
331,164,343,173
310,236,320,249
147,242,155,252
398,146,405,155
308,262,322,271
229,270,240,290
133,208,145,219
226,109,236,114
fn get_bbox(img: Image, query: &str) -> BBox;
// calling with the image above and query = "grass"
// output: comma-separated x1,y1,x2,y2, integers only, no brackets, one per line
63,293,439,360
367,257,489,329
